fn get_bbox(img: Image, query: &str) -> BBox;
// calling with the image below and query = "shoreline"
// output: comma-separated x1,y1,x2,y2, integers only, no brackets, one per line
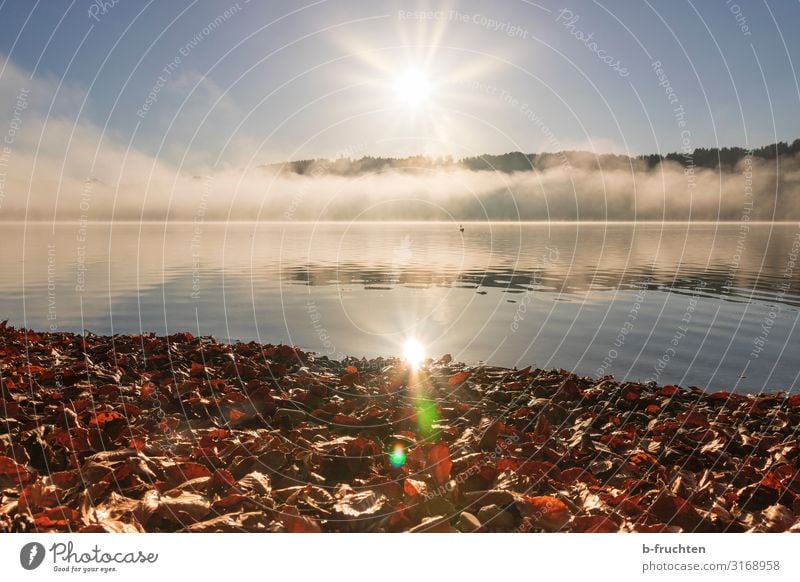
1,324,798,533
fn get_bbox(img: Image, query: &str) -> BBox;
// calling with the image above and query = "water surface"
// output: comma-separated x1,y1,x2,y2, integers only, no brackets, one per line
2,221,799,392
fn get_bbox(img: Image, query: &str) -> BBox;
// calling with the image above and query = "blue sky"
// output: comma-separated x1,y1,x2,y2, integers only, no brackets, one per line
1,0,799,169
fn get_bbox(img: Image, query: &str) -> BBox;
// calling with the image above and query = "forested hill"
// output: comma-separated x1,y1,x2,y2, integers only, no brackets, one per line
264,139,800,175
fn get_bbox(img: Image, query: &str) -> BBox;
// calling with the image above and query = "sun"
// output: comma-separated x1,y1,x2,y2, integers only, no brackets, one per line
403,338,426,369
393,68,432,107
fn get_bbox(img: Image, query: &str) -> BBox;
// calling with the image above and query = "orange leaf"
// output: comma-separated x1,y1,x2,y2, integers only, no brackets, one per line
88,411,124,427
518,496,572,531
228,409,246,422
404,478,428,497
190,362,206,377
448,371,470,386
140,382,156,398
571,515,618,532
427,443,452,485
128,438,147,451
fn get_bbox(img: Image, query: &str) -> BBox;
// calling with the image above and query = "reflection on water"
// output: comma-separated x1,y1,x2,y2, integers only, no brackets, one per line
1,221,798,392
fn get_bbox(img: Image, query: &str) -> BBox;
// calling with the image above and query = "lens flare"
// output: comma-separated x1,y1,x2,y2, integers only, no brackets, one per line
403,338,425,369
389,444,406,467
415,397,439,437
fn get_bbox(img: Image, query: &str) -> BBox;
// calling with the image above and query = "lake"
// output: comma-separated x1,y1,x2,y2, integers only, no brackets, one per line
2,221,799,392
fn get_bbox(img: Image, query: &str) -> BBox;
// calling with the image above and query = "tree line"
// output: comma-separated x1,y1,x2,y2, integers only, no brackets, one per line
264,138,800,175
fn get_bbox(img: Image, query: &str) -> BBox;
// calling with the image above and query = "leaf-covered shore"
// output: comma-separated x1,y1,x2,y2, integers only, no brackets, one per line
1,323,799,533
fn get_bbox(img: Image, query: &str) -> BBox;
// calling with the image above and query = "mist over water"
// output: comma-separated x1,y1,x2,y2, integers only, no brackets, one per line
5,153,800,222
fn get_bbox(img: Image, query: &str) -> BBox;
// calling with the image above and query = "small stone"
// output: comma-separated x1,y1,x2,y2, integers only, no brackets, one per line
477,504,516,530
459,512,481,532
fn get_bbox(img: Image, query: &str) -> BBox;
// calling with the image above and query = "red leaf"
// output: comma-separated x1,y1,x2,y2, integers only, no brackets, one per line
165,462,212,485
677,411,709,428
571,515,619,532
33,506,79,530
88,411,124,427
427,443,452,485
404,478,428,497
659,384,680,396
190,362,206,377
448,371,470,386
560,468,599,486
140,382,156,398
209,468,236,494
332,413,360,426
517,496,572,531
624,390,639,401
0,455,29,481
129,438,147,451
284,513,322,533
227,409,246,422
558,378,585,400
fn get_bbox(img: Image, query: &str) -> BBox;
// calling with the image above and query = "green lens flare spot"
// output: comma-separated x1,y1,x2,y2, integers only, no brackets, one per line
389,444,406,467
416,397,438,437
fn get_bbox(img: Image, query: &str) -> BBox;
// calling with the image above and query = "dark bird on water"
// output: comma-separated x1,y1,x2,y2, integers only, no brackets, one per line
459,224,465,232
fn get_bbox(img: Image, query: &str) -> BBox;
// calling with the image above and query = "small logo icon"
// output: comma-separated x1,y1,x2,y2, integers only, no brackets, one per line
20,542,46,570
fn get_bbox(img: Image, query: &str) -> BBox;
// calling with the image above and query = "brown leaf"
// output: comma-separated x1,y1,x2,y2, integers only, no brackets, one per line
650,493,704,531
333,490,387,519
517,496,572,531
760,504,794,532
154,490,211,524
236,471,272,495
571,515,619,532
